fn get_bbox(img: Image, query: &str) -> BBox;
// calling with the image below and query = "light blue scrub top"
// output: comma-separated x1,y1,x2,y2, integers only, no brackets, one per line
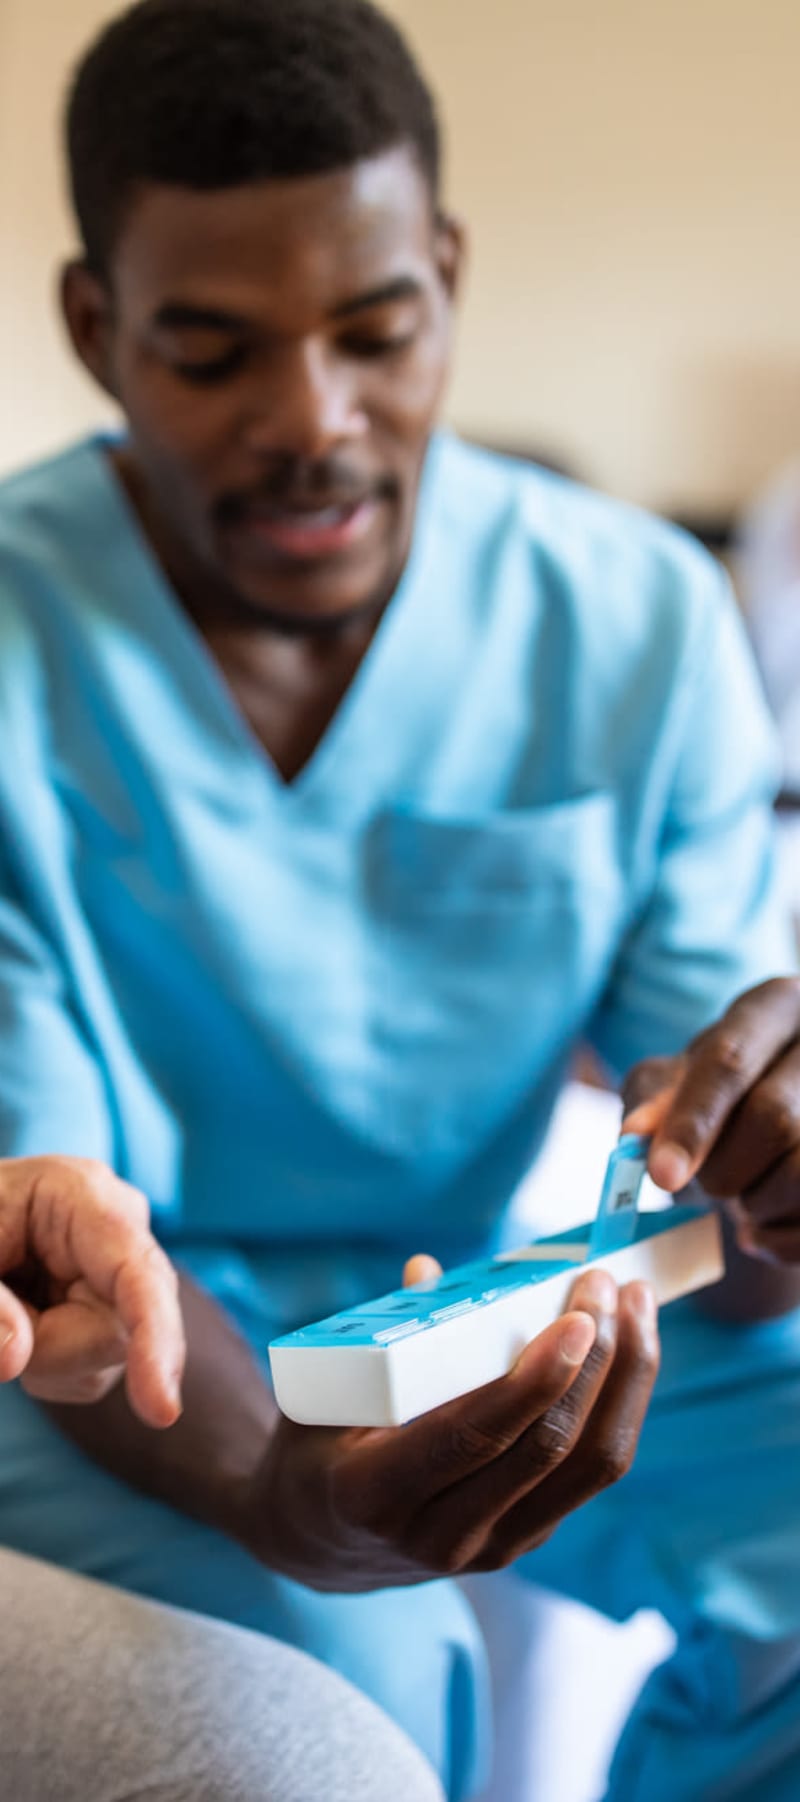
0,433,791,1341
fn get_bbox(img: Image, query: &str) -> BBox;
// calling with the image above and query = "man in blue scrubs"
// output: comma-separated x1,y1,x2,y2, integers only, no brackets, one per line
4,0,800,1795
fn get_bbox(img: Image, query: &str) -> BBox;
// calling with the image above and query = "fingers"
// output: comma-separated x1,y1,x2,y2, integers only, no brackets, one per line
20,1283,128,1405
621,1057,682,1130
731,1145,800,1259
339,1271,608,1528
620,981,800,1218
644,981,800,1193
403,1254,443,1288
471,1281,659,1569
695,1045,800,1200
0,1283,35,1383
0,1159,184,1427
736,1219,800,1263
622,1084,679,1140
108,1241,185,1428
43,1163,184,1426
404,1272,620,1570
341,1271,659,1585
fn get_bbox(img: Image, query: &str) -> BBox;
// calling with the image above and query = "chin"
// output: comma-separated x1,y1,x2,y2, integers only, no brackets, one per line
232,573,382,633
225,550,396,631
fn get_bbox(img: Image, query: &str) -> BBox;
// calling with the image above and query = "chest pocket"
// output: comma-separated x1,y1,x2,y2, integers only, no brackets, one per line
361,792,626,1166
368,790,621,914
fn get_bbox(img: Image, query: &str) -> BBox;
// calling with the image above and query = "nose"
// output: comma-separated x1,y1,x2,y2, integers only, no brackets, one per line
242,339,367,462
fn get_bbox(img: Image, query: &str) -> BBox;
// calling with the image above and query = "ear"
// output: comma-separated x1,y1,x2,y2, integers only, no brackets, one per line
433,211,468,306
60,261,120,401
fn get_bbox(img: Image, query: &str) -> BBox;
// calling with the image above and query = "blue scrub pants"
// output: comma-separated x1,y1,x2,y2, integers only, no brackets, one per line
3,1299,800,1802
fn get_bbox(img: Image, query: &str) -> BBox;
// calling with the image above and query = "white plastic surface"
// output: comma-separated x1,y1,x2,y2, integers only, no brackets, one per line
271,1211,723,1428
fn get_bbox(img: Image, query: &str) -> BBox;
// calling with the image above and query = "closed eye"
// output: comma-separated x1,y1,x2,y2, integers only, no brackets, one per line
341,332,418,361
168,330,418,380
171,346,249,385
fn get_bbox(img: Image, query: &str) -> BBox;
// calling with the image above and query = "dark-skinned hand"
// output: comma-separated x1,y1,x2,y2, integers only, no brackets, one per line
241,1260,659,1593
623,976,800,1264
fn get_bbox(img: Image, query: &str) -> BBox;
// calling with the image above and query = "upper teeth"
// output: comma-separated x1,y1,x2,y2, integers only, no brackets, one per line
299,507,349,527
255,505,353,528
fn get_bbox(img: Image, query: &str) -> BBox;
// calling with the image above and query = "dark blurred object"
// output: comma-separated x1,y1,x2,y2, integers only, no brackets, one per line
472,436,738,554
776,791,800,815
668,511,735,555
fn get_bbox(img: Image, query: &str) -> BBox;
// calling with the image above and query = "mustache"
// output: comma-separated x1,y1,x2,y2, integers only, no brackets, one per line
215,459,394,523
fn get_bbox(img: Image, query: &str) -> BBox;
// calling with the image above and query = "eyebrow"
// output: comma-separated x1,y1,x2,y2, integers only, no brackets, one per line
331,276,425,319
152,277,424,336
153,303,252,334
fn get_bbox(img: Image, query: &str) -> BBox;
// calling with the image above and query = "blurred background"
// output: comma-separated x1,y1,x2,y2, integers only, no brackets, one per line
3,0,800,529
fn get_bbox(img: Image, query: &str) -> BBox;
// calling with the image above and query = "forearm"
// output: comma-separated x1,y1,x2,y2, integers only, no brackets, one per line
40,1272,279,1547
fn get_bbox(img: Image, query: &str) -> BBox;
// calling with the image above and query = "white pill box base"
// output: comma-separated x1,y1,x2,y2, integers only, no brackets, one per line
270,1208,723,1428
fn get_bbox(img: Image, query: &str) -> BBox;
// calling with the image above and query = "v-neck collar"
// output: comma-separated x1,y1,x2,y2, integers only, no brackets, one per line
79,431,453,824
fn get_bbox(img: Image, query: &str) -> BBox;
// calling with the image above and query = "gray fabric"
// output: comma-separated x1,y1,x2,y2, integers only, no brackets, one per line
0,1550,443,1802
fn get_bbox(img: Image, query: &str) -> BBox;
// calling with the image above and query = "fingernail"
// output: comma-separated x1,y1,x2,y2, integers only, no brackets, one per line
627,1285,658,1345
574,1270,618,1316
649,1142,693,1193
559,1313,598,1367
622,1102,655,1132
156,1368,182,1417
633,1284,657,1325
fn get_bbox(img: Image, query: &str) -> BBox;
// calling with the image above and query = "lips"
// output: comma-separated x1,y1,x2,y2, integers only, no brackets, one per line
231,496,381,561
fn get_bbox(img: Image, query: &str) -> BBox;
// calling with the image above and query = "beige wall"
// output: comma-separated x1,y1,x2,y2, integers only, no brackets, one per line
0,0,120,474
2,0,800,510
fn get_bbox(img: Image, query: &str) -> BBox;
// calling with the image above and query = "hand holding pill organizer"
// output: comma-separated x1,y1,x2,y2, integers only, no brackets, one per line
269,1137,724,1427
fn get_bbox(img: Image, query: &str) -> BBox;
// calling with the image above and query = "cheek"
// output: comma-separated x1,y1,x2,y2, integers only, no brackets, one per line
367,328,452,445
119,357,236,475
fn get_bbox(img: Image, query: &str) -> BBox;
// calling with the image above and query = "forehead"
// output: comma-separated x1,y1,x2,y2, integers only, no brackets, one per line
112,146,436,321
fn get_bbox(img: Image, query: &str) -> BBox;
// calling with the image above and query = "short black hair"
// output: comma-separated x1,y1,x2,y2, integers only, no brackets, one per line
66,0,442,278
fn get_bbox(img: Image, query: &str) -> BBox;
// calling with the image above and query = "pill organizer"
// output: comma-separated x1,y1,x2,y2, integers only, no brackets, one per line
269,1137,724,1428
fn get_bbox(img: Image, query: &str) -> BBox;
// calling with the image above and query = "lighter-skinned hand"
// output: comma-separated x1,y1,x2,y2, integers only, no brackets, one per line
0,1156,184,1427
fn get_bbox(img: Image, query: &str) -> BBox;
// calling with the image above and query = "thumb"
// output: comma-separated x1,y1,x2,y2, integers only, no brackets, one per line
402,1253,443,1289
621,1055,685,1135
0,1283,36,1383
622,1083,680,1139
